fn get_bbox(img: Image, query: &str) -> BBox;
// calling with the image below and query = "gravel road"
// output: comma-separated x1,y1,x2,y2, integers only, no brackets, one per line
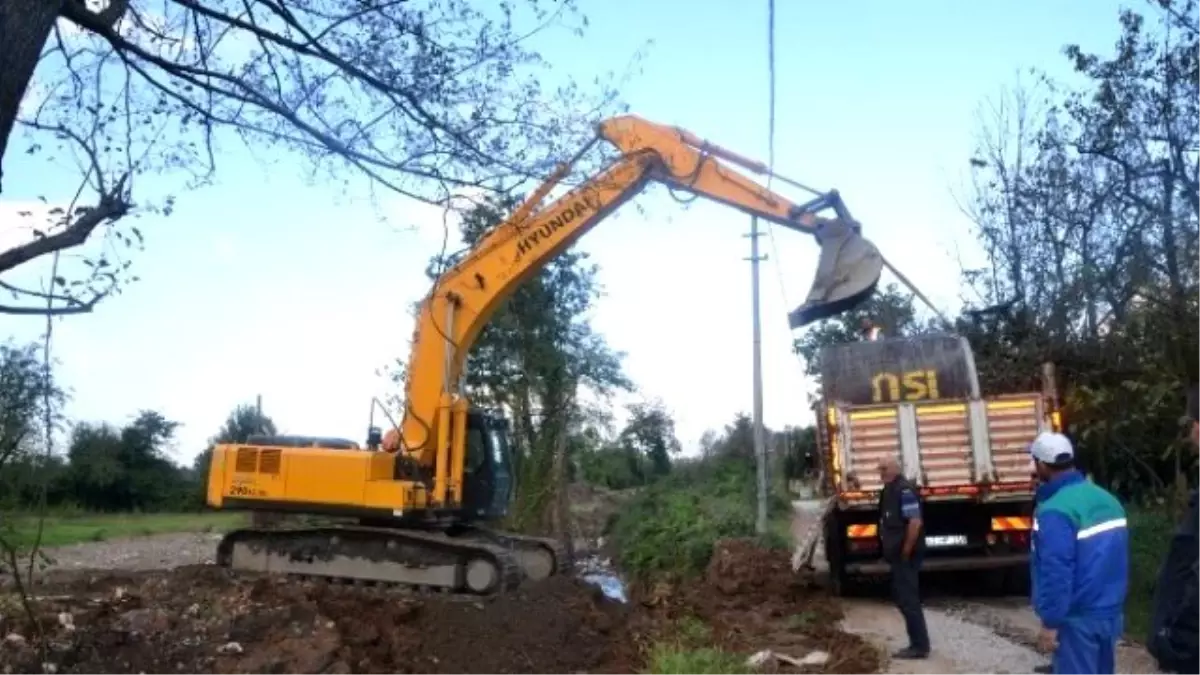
37,532,223,572
2,532,224,588
791,499,1160,674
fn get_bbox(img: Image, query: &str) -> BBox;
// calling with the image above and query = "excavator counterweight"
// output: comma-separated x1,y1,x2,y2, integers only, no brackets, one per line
204,115,884,595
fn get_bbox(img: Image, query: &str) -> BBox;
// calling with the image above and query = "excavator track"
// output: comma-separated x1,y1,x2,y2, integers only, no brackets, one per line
449,527,572,582
216,525,524,595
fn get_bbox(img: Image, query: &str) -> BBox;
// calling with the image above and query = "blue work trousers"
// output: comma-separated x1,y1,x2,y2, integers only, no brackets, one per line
1053,615,1123,675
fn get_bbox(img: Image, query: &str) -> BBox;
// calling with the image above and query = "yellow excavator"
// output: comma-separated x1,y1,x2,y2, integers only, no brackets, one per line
205,115,885,594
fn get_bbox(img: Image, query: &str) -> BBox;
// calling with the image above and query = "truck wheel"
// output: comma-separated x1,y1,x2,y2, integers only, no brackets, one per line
823,513,858,597
1003,565,1031,596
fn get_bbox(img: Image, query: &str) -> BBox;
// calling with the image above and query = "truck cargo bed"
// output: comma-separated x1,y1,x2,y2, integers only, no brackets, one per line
822,393,1049,503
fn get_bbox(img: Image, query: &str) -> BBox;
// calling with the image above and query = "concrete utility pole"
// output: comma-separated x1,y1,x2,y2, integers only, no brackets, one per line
745,216,769,536
255,394,266,434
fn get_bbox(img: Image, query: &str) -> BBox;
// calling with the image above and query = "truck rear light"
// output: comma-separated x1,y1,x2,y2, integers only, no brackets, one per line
846,524,878,538
987,530,1030,549
991,516,1032,531
1005,531,1030,548
923,485,981,497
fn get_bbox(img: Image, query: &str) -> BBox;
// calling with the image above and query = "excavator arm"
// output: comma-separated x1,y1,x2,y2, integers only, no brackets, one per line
388,115,884,489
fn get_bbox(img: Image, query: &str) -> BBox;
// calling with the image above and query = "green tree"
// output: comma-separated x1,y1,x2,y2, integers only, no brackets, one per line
778,425,818,480
710,413,755,461
67,410,190,511
617,400,681,478
0,340,65,510
578,444,647,490
0,341,61,471
961,0,1198,500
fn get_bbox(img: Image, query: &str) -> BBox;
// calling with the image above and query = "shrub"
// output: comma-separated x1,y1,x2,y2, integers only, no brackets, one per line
609,456,791,581
1126,505,1177,641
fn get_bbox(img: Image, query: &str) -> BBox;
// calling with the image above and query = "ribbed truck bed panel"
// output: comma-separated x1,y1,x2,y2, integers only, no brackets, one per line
829,393,1046,498
915,404,973,488
846,410,900,493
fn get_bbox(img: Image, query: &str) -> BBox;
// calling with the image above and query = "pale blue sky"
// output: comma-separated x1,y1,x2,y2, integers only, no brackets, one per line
1,0,1131,464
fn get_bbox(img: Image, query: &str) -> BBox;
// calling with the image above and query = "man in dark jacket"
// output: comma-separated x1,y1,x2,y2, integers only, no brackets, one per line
1147,384,1200,674
877,456,930,659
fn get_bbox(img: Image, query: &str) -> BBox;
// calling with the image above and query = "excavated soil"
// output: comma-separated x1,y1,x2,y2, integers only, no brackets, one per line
0,567,637,674
634,538,882,674
0,538,878,674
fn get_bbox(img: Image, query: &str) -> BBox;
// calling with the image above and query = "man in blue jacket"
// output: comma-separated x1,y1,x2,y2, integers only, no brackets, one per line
1030,431,1129,674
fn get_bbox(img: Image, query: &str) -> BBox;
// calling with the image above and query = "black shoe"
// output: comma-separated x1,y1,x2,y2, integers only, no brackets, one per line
1033,665,1052,674
892,647,930,660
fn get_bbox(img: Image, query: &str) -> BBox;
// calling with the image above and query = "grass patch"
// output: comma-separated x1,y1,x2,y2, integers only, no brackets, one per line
646,644,746,674
609,456,793,581
645,615,747,675
1126,505,1176,641
0,511,248,550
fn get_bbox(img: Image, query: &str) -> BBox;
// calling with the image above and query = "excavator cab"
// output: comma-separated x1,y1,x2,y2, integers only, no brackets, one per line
460,411,515,521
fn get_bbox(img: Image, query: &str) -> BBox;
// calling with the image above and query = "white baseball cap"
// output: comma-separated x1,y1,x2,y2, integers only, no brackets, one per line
1029,431,1074,465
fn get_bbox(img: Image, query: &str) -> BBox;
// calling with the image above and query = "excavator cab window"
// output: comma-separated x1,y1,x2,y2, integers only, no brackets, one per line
461,411,514,520
464,426,487,475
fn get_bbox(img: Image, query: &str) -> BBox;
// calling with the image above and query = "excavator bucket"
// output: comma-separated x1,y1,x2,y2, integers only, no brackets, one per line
788,218,883,328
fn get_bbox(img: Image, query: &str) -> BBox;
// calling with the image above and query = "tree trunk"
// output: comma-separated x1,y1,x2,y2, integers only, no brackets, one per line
549,410,571,549
0,0,60,194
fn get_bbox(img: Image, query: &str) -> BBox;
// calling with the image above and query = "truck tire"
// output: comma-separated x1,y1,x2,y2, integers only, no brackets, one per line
823,512,858,597
1003,564,1031,596
983,565,1031,597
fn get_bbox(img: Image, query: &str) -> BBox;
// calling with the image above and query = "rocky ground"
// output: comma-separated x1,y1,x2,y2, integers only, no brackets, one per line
1,566,637,674
0,535,876,674
637,538,881,673
0,486,879,674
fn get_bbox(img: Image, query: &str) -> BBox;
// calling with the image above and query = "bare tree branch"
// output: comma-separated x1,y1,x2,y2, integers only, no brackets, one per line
1,0,631,316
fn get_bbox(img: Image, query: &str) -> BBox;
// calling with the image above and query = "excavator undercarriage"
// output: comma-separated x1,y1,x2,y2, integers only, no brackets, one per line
216,523,569,595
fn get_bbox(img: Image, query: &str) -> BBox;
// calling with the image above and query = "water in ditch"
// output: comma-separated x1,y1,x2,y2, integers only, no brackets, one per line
573,538,627,603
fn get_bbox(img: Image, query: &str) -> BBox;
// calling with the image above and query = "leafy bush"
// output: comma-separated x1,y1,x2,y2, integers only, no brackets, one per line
1126,505,1177,641
609,456,791,581
579,444,653,490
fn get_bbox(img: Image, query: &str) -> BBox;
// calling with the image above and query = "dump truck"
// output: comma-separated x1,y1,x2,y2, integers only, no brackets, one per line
812,333,1061,595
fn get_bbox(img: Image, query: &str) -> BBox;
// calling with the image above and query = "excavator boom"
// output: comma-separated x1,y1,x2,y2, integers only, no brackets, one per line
392,114,883,463
204,115,883,595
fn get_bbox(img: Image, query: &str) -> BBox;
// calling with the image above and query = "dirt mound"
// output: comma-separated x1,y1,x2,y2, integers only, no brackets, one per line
636,538,881,674
0,567,635,674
